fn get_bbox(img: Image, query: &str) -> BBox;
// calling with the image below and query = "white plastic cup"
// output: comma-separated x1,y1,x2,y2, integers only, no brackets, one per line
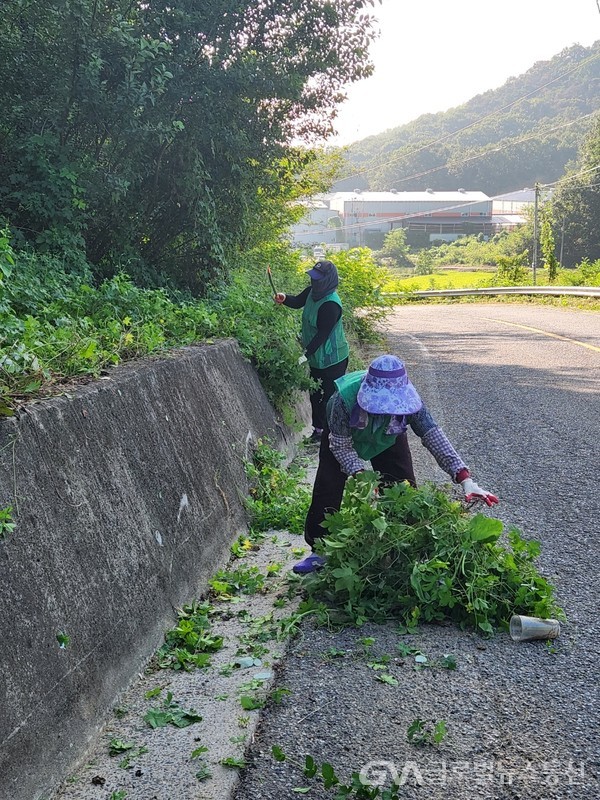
509,615,560,642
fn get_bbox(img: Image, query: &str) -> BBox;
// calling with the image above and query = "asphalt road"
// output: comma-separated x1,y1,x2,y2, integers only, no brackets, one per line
235,303,600,800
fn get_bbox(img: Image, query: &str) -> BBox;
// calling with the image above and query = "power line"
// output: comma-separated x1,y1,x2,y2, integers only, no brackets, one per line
342,50,600,182
293,189,530,237
564,180,600,189
354,112,597,191
294,158,600,240
540,162,600,189
539,180,600,192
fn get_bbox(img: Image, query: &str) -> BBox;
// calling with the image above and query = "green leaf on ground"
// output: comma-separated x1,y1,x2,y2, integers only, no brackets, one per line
240,695,264,711
272,745,286,762
144,699,202,729
220,756,246,768
377,673,399,686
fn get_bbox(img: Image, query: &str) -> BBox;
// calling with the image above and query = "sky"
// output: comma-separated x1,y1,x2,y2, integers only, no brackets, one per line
330,0,600,146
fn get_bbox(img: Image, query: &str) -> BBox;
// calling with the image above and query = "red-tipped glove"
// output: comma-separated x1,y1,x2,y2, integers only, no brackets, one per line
460,478,499,507
274,292,286,304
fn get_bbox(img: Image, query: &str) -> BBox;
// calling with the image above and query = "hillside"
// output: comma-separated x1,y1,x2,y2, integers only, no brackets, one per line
337,41,600,196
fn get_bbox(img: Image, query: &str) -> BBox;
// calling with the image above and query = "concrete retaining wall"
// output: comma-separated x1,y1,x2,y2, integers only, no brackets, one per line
0,341,298,800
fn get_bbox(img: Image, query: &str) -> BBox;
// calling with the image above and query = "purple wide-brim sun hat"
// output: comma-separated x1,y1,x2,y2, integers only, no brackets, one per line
357,355,422,415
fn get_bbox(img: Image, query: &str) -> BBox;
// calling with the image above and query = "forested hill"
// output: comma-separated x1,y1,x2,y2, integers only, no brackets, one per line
337,41,600,197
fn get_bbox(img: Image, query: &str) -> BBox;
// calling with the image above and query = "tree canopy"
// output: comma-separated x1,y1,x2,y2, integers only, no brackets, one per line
0,0,379,290
551,116,600,267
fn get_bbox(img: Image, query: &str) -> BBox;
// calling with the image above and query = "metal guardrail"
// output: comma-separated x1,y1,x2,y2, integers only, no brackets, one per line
387,285,600,299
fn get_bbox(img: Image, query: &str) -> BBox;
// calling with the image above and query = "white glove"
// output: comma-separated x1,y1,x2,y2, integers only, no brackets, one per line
297,354,308,365
461,478,499,507
274,292,286,304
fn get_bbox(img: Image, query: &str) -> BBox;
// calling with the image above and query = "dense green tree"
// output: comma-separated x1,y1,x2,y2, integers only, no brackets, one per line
551,116,600,267
414,248,434,275
0,0,378,290
379,228,411,267
540,206,558,281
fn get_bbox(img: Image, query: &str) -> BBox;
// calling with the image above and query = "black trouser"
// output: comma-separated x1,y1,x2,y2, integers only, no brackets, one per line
304,427,417,548
309,358,348,431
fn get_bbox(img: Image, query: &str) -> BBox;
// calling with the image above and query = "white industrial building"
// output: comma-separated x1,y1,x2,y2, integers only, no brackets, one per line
287,198,339,248
491,189,536,230
290,190,499,249
330,190,493,246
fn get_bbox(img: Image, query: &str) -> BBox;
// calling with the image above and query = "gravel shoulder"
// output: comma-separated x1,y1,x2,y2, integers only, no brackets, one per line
51,528,309,800
51,305,600,800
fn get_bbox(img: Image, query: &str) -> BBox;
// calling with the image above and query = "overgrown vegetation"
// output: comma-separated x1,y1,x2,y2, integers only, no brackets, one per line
0,0,378,289
425,227,532,269
244,439,312,535
302,473,562,632
0,233,216,414
0,235,390,414
557,257,600,287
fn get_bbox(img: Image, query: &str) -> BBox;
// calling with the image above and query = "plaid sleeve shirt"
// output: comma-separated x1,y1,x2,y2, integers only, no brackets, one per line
328,395,468,480
409,406,468,479
328,394,366,475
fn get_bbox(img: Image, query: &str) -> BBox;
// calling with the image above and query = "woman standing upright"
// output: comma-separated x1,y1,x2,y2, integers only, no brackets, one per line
274,260,349,441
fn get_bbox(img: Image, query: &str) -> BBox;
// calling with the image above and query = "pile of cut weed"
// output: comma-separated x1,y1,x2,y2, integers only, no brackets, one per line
303,472,563,633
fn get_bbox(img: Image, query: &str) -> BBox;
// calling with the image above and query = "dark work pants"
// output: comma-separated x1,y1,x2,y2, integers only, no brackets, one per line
309,358,349,431
304,427,417,547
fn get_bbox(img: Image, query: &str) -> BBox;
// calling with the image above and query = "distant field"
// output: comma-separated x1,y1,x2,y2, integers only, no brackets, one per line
385,270,495,292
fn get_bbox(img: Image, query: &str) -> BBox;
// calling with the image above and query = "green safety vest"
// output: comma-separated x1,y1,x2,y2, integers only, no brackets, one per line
332,371,398,461
301,291,349,369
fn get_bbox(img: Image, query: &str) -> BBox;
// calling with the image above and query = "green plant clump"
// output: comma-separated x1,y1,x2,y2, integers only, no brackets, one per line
0,506,16,541
143,691,202,729
209,565,267,598
156,601,223,671
407,718,447,746
244,439,311,535
303,473,562,632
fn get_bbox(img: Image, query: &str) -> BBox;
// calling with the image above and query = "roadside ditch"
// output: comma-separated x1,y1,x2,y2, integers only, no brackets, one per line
51,440,317,800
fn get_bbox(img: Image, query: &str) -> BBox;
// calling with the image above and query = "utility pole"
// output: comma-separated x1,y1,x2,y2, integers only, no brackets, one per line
532,183,540,286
